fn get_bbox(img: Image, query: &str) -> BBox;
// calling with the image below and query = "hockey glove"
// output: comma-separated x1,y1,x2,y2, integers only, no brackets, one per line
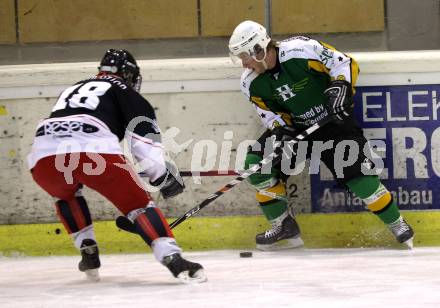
150,161,185,199
271,125,298,142
271,125,299,157
324,80,354,120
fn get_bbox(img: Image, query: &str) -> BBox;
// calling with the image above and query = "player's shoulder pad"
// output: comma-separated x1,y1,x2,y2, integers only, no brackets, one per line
240,68,259,100
278,36,321,62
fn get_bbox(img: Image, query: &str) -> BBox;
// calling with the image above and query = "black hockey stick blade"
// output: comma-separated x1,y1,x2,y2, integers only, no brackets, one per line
139,170,239,177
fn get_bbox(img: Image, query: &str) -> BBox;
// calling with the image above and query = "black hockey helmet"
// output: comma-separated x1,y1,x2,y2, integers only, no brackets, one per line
99,49,142,92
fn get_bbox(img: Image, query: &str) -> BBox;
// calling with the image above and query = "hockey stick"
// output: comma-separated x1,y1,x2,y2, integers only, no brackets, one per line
116,116,333,234
139,170,239,177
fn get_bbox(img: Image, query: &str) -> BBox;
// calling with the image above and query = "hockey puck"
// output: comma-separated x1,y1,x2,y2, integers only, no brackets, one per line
239,251,253,258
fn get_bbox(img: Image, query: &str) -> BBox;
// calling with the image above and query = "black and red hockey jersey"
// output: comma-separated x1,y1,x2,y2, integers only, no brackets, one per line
28,74,167,182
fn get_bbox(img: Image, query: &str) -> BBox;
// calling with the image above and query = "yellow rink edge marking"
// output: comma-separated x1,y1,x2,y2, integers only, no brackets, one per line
0,211,439,256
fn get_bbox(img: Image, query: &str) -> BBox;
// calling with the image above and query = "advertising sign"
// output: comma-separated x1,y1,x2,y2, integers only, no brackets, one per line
311,84,440,212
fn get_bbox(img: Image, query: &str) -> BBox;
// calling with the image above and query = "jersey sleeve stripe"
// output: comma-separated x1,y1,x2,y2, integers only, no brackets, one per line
251,96,271,111
279,112,293,126
308,59,330,74
126,131,164,148
349,56,360,91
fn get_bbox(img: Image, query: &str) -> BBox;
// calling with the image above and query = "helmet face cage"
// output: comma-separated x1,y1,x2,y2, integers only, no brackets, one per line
230,43,268,64
99,49,142,92
228,21,270,64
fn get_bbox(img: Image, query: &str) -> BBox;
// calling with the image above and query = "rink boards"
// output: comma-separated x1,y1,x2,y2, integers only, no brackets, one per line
1,51,440,253
1,211,440,256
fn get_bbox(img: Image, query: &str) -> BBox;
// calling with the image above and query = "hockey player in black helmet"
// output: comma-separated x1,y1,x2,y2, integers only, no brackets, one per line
99,49,142,92
28,48,207,283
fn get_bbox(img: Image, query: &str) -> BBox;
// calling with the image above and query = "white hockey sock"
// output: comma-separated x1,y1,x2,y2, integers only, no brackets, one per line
151,237,182,263
71,225,96,250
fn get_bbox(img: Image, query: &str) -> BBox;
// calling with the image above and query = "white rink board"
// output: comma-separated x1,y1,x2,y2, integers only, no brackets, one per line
1,51,440,223
1,248,440,308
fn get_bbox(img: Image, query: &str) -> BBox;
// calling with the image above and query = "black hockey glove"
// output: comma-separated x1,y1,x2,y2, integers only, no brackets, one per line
271,125,299,156
271,125,298,142
324,80,354,120
150,162,185,199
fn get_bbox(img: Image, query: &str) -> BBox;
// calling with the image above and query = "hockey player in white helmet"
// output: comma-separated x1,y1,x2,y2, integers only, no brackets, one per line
228,20,414,250
229,20,272,72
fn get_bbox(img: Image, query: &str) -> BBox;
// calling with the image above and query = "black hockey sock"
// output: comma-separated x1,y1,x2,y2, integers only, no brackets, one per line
133,207,174,246
55,196,92,234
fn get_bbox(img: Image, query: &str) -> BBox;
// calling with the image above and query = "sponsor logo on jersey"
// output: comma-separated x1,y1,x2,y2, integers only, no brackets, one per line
273,78,309,103
275,85,295,101
319,46,334,66
280,48,305,58
36,121,99,137
93,75,128,90
293,104,329,127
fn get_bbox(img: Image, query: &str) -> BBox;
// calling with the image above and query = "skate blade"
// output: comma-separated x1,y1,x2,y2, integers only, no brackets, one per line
177,269,207,284
256,236,304,251
403,237,414,250
84,269,100,282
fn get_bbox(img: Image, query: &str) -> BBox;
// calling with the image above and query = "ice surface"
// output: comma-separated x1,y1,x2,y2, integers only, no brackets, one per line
1,248,440,308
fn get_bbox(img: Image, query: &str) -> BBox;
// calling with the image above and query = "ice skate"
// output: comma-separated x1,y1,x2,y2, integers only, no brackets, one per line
162,253,207,284
388,216,414,249
78,239,101,281
256,212,304,251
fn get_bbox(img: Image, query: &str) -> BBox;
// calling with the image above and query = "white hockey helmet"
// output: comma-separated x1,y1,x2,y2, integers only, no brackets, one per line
228,20,271,63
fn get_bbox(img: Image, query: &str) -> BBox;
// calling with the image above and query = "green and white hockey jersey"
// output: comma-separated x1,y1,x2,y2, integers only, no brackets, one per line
240,36,359,130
